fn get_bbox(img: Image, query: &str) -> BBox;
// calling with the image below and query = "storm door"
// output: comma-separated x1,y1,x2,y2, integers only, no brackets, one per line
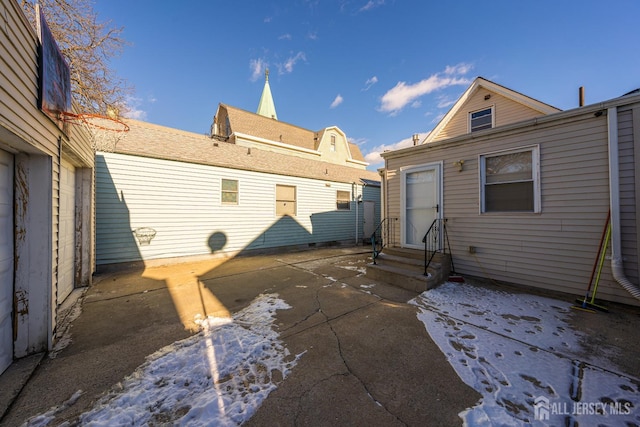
401,163,441,249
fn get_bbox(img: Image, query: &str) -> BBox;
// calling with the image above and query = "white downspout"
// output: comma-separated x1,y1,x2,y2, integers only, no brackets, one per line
353,182,358,245
607,107,640,300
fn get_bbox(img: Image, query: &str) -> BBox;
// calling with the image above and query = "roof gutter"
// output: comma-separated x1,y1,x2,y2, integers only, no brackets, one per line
607,107,640,301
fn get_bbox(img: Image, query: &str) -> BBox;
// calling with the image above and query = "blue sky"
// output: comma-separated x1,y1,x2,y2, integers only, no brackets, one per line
94,1,640,170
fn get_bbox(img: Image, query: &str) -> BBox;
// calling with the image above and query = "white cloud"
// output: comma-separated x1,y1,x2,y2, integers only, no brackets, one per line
378,63,472,115
362,76,378,91
249,58,266,81
123,108,146,121
330,94,343,109
348,137,367,146
278,33,292,40
359,0,385,12
436,95,456,109
278,52,306,74
307,31,318,40
445,63,473,75
363,132,429,166
121,95,148,121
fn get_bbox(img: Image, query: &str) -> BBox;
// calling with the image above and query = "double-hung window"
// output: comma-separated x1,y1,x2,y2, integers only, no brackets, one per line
221,179,238,205
470,107,494,132
480,146,540,213
336,190,351,210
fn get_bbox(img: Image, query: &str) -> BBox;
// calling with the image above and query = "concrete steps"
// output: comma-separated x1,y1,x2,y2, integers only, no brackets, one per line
366,247,451,292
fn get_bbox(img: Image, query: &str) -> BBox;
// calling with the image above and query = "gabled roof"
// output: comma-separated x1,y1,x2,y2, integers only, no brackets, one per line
223,103,316,150
219,104,366,163
423,77,561,144
112,119,378,184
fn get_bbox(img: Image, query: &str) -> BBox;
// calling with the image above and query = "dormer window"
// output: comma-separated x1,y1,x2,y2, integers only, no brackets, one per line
470,107,494,133
330,135,336,152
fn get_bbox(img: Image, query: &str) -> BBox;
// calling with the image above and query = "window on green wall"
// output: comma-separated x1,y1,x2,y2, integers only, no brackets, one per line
221,179,238,205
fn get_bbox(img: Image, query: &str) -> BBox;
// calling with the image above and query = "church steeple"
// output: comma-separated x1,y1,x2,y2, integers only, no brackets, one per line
257,69,278,120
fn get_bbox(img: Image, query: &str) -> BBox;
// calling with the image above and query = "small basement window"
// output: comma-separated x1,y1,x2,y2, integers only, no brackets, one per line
480,146,540,213
336,190,351,210
221,179,238,204
470,107,494,132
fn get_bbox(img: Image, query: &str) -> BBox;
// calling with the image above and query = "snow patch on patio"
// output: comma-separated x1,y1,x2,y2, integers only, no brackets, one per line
23,294,300,427
338,265,367,275
410,282,639,426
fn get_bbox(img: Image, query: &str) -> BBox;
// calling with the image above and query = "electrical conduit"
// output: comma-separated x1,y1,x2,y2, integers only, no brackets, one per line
607,107,640,301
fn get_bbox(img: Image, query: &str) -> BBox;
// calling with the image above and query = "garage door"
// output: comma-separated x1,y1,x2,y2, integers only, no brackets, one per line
58,159,75,303
0,149,14,374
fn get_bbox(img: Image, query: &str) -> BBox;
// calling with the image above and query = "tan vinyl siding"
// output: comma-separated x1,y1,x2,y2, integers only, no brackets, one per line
384,168,401,245
384,107,640,305
433,91,551,142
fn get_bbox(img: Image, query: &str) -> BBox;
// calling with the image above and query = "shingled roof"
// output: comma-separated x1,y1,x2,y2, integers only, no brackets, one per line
110,119,379,185
218,104,366,163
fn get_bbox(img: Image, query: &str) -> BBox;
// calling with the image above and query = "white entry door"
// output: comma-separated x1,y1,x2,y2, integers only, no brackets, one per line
58,159,75,303
402,163,441,249
0,149,14,374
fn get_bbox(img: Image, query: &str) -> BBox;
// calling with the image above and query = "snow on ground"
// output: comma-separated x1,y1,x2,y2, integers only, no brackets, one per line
23,294,301,427
410,282,640,426
49,290,86,358
338,264,367,274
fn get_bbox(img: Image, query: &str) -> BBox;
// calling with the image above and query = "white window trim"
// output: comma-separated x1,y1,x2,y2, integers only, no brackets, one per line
469,105,495,133
336,190,351,211
221,178,239,206
479,145,541,214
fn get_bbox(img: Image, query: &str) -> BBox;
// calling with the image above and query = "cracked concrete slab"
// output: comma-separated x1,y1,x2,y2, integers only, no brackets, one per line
248,280,479,427
1,246,479,426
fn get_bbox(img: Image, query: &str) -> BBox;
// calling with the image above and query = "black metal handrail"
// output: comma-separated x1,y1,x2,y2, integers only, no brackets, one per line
421,218,453,275
371,217,398,264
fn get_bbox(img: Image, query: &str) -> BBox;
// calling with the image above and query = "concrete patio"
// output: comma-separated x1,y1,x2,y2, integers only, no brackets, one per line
0,245,638,426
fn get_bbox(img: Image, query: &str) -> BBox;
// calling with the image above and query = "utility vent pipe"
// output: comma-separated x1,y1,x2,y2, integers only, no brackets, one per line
579,87,585,107
412,134,420,146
